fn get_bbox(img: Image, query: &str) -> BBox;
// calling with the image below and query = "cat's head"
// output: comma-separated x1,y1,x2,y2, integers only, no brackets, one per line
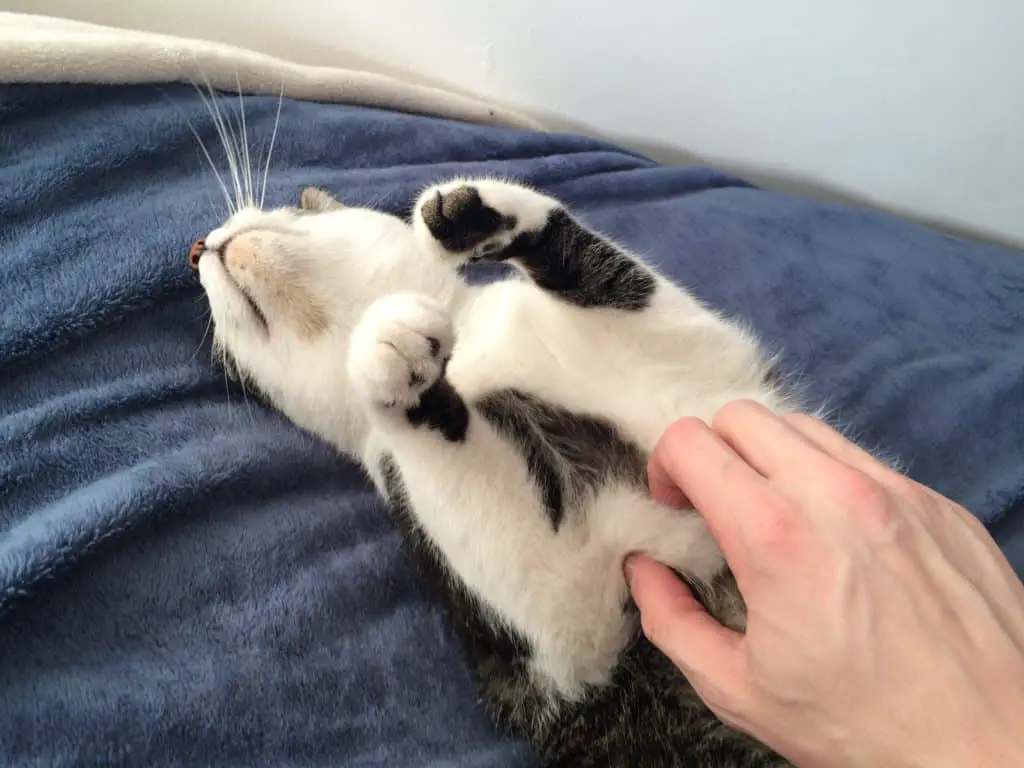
192,186,423,437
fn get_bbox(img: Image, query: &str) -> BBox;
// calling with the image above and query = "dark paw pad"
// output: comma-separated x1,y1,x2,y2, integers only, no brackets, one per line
421,185,513,253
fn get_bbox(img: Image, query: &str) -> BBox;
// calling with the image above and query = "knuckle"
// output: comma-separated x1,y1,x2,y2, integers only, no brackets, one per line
784,412,817,432
711,399,759,434
657,417,708,455
897,474,932,507
892,477,942,529
832,468,897,532
836,467,888,508
668,416,708,443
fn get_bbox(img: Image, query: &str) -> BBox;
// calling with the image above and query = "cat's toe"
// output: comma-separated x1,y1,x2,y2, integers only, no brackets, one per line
418,183,515,257
348,293,454,410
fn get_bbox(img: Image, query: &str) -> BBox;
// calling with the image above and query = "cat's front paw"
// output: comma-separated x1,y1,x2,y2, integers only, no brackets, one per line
413,179,558,263
348,293,454,410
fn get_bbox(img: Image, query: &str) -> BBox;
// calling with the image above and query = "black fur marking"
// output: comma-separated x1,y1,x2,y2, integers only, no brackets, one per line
420,186,509,253
378,455,543,724
421,184,656,311
427,336,441,357
405,378,469,443
476,389,648,531
507,209,657,310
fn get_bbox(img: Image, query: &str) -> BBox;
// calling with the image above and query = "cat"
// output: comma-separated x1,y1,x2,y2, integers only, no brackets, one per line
194,178,794,767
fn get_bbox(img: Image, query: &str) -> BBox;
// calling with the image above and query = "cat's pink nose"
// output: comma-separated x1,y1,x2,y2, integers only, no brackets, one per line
188,239,205,271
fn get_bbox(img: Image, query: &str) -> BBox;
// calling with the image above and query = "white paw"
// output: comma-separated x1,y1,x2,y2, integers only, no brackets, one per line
347,293,454,409
412,178,558,262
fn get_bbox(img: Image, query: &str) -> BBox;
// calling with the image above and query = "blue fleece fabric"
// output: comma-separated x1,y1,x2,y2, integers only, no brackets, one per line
1,83,1022,767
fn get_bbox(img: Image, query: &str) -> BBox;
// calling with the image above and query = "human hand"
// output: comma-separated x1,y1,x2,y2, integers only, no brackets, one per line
627,400,1024,768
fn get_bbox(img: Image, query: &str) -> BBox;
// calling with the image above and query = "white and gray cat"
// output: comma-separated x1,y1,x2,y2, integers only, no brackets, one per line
193,178,795,766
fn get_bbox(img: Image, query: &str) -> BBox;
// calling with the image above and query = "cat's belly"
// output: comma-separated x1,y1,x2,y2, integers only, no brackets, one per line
448,281,782,452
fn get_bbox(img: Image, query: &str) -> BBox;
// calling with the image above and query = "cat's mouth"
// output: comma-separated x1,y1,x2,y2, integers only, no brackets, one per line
235,281,269,331
190,239,269,332
215,260,270,333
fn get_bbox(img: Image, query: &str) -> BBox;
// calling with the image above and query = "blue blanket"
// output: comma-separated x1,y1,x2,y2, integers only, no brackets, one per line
1,83,1022,767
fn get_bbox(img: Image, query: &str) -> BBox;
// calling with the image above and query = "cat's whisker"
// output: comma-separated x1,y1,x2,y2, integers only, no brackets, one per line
220,348,233,418
357,190,394,212
190,314,214,363
235,73,255,210
193,74,244,213
260,83,284,210
219,83,249,211
216,83,245,213
238,369,257,426
197,168,231,220
157,85,235,215
218,87,248,213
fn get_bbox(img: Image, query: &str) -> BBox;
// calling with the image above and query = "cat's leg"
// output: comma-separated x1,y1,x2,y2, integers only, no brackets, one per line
412,178,657,311
410,179,779,392
347,291,469,443
346,291,562,690
346,296,543,724
412,177,785,425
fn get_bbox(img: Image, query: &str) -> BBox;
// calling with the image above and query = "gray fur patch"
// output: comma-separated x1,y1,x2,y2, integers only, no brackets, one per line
475,388,647,530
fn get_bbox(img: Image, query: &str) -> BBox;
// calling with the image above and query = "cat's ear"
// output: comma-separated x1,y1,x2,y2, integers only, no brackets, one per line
299,186,344,212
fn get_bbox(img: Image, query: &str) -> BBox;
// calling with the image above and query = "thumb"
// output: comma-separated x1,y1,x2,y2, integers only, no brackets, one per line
626,554,743,689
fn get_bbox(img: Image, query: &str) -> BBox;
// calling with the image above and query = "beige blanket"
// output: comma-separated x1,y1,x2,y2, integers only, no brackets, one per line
0,11,543,131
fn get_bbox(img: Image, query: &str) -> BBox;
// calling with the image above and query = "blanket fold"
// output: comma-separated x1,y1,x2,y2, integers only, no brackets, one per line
0,11,542,130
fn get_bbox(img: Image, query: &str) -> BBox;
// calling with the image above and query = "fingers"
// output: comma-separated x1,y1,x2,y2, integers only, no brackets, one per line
712,400,836,481
647,452,691,508
776,412,1023,612
782,413,996,536
626,554,743,691
782,413,903,487
650,417,796,578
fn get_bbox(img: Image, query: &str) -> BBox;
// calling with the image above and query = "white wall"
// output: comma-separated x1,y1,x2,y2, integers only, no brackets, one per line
5,0,1023,247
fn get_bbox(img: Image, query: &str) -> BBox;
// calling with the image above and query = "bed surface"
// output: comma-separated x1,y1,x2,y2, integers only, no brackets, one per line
1,83,1022,767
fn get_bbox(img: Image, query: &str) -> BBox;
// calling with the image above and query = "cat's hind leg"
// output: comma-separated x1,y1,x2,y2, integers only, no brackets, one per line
347,291,560,633
412,178,656,311
347,296,550,722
